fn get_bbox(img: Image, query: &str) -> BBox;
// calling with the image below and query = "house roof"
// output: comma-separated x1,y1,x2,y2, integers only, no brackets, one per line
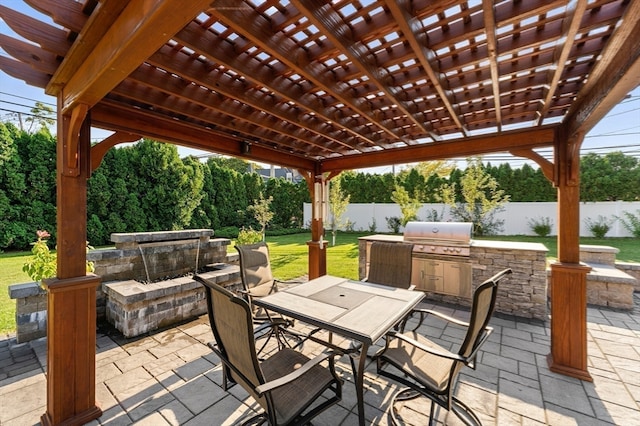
1,0,639,174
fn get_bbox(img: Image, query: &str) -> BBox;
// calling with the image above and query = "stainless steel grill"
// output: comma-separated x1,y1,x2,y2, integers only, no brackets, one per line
403,221,473,298
403,221,473,257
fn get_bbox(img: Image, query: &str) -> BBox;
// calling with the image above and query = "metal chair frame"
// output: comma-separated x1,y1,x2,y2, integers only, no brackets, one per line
375,268,513,426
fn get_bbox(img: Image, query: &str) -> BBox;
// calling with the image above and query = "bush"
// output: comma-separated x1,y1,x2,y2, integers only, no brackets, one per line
236,227,263,245
368,218,377,233
423,208,445,222
527,216,552,237
385,216,402,233
616,209,640,238
214,226,240,239
584,215,615,238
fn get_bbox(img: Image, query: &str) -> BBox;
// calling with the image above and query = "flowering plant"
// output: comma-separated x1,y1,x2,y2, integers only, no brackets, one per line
22,230,95,282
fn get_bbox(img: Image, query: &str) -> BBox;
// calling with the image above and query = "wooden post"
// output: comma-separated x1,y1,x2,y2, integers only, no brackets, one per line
306,174,327,279
547,128,592,382
41,104,102,425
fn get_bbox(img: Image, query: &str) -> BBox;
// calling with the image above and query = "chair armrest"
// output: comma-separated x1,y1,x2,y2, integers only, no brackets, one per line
386,331,466,363
405,308,470,331
255,350,337,395
275,278,305,286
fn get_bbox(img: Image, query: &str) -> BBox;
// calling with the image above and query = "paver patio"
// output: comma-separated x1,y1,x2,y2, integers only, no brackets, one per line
1,294,639,425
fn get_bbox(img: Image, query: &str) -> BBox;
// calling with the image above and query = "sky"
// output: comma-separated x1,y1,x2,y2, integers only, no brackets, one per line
1,0,639,172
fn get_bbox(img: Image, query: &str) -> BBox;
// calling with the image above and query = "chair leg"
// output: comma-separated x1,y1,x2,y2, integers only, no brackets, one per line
450,395,483,426
388,387,425,426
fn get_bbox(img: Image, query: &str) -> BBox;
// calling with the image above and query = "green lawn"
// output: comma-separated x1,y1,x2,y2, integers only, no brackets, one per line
0,250,32,334
2,233,638,334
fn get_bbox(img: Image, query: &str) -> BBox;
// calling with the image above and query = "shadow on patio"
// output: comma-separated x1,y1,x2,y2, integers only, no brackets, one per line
1,294,639,426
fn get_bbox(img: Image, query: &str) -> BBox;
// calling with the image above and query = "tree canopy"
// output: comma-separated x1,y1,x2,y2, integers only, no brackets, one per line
1,120,638,251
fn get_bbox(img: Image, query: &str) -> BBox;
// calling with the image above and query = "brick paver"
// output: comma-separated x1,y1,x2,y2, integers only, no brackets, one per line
1,295,639,425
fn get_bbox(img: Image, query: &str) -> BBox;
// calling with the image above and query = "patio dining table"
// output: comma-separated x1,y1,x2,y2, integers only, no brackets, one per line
253,274,424,425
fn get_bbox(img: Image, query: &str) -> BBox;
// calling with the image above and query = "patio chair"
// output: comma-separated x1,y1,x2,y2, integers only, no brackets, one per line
235,242,301,351
374,268,512,426
365,241,414,289
197,276,343,425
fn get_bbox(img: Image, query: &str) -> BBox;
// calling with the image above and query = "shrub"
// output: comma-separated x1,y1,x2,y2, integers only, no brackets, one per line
368,218,377,233
527,216,552,237
236,227,263,245
22,230,94,282
616,209,640,238
423,208,445,222
215,226,240,239
584,215,615,238
385,216,402,233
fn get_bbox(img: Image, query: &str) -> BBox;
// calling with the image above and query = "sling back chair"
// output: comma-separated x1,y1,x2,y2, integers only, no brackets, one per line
365,241,414,289
235,242,301,351
194,275,343,425
374,268,512,426
344,241,415,362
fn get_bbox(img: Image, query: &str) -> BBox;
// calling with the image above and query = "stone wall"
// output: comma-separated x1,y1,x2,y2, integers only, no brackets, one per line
10,229,240,342
358,236,549,320
8,283,47,343
618,262,640,292
578,245,637,309
468,242,548,320
104,264,241,338
88,229,229,283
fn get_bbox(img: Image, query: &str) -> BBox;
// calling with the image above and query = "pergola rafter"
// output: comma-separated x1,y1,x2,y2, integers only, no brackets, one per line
1,1,640,425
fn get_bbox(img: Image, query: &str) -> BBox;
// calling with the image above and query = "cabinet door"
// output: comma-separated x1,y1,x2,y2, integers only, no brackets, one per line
423,259,444,276
423,275,444,292
412,258,444,292
442,262,472,298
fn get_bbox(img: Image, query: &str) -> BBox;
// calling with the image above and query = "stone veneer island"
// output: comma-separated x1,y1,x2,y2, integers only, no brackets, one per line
359,235,549,320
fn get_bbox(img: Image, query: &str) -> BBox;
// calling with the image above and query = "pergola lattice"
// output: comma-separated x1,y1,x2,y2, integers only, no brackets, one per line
1,1,639,424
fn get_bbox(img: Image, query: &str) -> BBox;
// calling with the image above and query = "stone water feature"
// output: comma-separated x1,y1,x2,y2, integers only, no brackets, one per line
97,229,241,337
9,229,241,342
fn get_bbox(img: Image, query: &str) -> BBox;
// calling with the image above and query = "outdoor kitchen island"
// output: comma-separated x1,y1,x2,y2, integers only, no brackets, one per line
359,233,548,320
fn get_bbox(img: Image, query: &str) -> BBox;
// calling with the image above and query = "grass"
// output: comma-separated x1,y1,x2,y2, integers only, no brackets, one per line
2,233,638,334
0,250,32,334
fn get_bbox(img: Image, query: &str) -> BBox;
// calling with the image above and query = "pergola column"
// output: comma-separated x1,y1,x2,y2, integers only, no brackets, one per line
41,103,102,425
306,173,327,279
547,128,592,382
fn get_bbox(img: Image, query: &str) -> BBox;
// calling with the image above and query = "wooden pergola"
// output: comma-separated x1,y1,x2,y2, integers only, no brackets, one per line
1,0,639,424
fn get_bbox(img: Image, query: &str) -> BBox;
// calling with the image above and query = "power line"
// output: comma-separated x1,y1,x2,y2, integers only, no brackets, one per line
0,92,56,107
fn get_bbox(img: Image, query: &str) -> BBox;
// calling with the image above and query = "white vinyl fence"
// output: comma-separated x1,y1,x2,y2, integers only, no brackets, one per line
303,201,640,237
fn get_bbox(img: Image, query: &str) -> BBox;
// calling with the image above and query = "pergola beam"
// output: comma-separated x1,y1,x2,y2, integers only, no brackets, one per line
385,0,468,136
565,1,640,137
210,0,403,145
52,0,213,114
294,0,440,141
535,0,588,126
90,102,317,171
321,126,556,172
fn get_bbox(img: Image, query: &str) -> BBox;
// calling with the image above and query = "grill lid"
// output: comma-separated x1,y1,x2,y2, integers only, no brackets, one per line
403,221,473,245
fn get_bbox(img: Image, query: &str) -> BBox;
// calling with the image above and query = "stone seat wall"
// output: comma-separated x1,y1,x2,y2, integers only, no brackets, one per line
546,245,638,310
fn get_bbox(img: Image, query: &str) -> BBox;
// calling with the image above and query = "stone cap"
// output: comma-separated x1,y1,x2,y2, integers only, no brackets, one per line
471,239,548,252
111,229,214,243
9,282,45,299
579,244,619,254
